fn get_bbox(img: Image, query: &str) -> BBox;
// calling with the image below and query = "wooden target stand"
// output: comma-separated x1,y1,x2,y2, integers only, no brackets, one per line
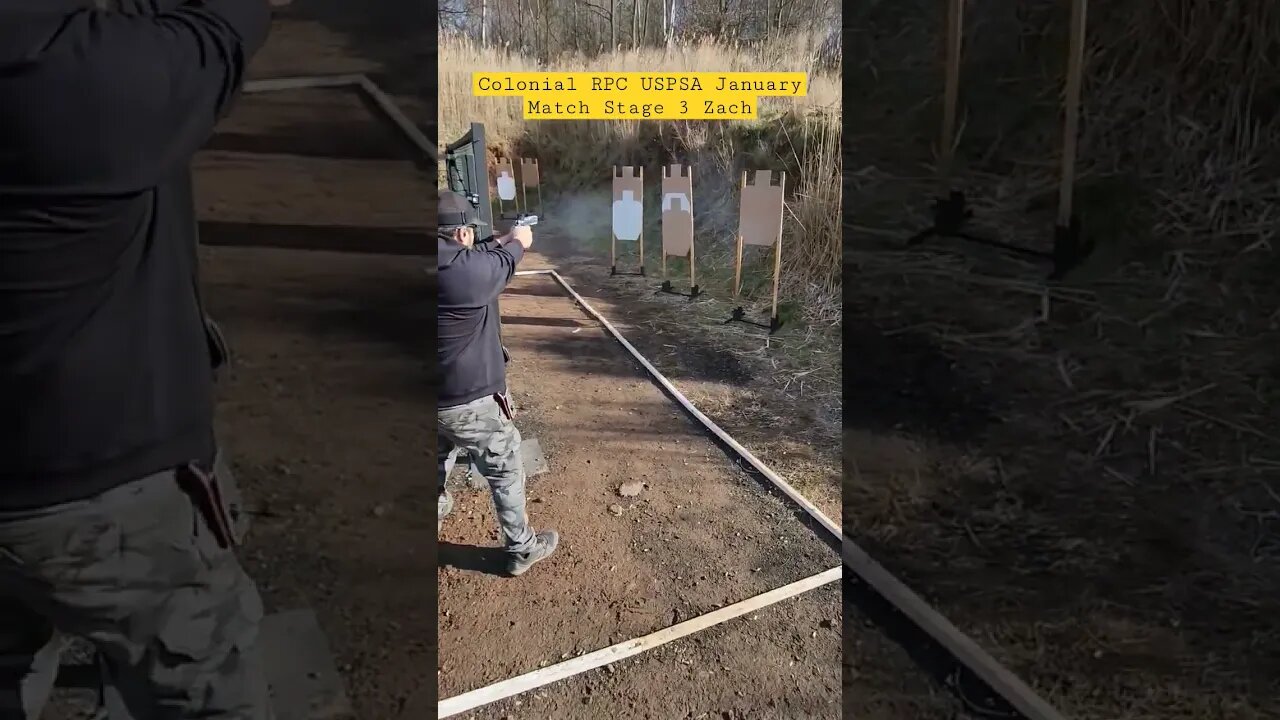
609,166,646,277
519,157,544,218
658,163,701,298
492,156,520,220
727,170,786,334
491,157,544,221
906,0,1093,282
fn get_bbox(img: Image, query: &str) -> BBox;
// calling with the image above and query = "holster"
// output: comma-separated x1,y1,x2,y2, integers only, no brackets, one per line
204,315,230,373
494,392,515,420
176,452,247,550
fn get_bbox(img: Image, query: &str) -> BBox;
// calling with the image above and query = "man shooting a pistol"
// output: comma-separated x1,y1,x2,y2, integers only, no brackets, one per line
437,190,558,577
0,0,278,717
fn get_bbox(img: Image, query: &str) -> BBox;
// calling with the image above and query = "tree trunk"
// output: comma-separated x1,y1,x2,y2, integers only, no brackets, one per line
480,0,488,45
670,0,680,45
641,0,650,46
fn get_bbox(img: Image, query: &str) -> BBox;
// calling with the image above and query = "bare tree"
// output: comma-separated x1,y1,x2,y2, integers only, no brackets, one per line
441,0,837,60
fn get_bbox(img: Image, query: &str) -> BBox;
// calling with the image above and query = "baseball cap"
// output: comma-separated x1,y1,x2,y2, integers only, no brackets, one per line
438,190,488,228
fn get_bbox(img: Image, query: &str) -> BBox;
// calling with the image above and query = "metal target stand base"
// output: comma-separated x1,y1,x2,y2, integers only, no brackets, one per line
726,306,783,335
913,0,1095,298
609,265,645,277
658,280,701,299
907,190,1093,280
1049,215,1093,281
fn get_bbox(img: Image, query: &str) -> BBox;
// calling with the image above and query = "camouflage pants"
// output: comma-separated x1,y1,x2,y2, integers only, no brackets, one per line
437,394,537,554
0,462,271,720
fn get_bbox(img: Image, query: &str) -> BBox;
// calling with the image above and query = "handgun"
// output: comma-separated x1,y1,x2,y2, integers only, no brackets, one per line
513,213,539,227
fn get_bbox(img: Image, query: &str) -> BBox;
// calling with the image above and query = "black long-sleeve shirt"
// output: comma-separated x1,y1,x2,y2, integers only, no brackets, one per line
0,0,271,510
437,233,525,408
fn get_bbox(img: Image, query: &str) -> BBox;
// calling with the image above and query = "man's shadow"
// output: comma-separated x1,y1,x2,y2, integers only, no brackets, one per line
438,542,509,577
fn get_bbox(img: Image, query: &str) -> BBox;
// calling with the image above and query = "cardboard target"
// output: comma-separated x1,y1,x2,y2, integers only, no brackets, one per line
660,164,694,256
731,169,786,326
494,157,517,213
738,170,785,247
519,158,540,187
659,164,697,293
610,166,645,275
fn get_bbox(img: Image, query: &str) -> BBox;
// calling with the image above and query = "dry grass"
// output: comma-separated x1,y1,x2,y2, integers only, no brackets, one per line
846,1,1280,718
439,33,842,323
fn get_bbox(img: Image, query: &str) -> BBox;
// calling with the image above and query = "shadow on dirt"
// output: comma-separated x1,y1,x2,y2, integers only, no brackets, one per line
200,221,429,256
208,116,407,161
280,273,425,362
844,318,998,445
204,254,430,400
508,327,753,387
502,266,755,385
502,315,589,329
438,542,508,577
502,285,566,298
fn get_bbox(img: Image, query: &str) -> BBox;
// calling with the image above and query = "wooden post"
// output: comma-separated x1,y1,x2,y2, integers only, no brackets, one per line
638,167,646,274
687,165,697,290
1057,0,1088,227
496,177,506,216
770,172,786,320
616,165,622,269
520,158,542,218
733,171,747,297
940,0,965,186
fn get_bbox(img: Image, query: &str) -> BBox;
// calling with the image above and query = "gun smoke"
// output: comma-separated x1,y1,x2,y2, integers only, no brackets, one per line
538,157,746,267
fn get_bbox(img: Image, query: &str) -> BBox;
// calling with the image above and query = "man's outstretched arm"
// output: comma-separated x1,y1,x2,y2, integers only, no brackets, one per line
453,229,530,307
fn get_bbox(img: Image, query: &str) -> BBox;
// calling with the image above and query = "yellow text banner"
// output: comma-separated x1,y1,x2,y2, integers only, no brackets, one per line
471,72,808,121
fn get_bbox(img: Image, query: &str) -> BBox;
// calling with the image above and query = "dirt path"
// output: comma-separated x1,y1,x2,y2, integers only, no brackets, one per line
482,248,964,719
437,268,842,716
207,247,432,720
189,11,440,715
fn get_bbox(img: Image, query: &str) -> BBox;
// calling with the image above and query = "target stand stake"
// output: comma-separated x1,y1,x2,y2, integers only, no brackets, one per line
907,190,974,242
725,306,782,335
1049,214,1093,280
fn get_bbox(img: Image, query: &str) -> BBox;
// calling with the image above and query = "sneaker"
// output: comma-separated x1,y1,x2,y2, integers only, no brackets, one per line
507,530,559,576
